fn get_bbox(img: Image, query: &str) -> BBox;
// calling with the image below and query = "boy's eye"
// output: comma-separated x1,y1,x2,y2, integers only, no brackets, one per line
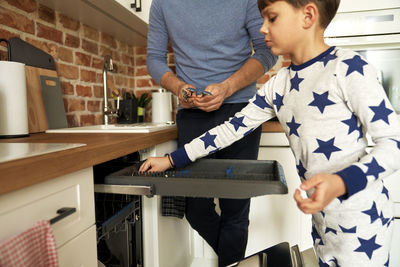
269,16,276,23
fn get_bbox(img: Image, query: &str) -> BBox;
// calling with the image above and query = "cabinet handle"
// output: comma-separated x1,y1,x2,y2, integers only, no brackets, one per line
49,207,76,225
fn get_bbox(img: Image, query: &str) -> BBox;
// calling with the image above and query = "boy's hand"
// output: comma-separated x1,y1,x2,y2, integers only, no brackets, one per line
293,174,347,214
138,156,171,173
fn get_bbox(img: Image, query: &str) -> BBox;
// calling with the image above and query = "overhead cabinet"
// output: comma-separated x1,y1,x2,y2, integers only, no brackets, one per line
37,0,150,46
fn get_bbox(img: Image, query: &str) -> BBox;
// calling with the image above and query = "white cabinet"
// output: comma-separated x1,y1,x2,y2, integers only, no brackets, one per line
37,0,148,46
254,141,313,253
139,141,193,267
0,168,97,267
115,0,152,24
337,0,400,13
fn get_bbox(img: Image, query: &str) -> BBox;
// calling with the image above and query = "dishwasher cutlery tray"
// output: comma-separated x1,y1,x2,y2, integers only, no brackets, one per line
101,159,287,198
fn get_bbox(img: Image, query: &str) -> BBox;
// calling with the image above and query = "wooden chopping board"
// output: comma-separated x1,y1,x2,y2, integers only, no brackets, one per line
25,65,58,133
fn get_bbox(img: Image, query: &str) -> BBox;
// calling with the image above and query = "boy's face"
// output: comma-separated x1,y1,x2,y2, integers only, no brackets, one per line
259,1,304,56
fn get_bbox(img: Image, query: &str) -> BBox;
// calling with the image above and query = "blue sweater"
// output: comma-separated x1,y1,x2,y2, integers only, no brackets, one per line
146,0,277,103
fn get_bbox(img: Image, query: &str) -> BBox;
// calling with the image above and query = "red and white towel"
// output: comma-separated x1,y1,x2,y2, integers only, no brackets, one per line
0,220,58,267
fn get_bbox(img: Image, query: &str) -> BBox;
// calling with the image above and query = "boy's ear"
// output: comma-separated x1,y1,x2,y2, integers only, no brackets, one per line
302,3,318,29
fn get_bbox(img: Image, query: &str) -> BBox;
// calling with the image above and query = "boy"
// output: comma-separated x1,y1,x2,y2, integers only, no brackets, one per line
140,0,400,266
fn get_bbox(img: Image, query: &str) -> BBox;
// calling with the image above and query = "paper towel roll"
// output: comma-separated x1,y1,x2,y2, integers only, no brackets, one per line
152,89,172,123
0,61,29,138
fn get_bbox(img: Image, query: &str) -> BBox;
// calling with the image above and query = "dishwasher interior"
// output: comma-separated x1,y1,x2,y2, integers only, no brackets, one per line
94,152,143,267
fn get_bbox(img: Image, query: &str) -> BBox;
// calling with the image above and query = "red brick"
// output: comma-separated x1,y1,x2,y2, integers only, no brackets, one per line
37,22,63,44
93,85,104,98
0,49,7,61
117,40,127,53
5,0,36,13
38,4,55,24
57,63,79,79
168,54,175,64
96,73,103,83
66,98,85,112
91,57,103,69
83,24,99,42
111,51,120,62
94,114,103,125
82,39,98,55
150,78,159,87
121,54,130,65
128,77,135,88
80,69,97,83
127,66,134,76
136,56,146,67
65,34,79,48
0,6,34,34
25,37,58,59
59,14,80,31
115,75,128,86
135,47,146,55
80,114,95,126
75,52,91,66
76,84,92,97
0,28,20,47
136,78,151,88
136,66,148,76
58,47,73,63
66,114,79,127
87,100,101,112
60,80,74,95
257,74,270,84
99,45,112,58
100,32,117,49
117,64,127,75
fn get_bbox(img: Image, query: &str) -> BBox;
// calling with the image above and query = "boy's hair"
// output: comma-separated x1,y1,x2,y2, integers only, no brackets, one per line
257,0,340,28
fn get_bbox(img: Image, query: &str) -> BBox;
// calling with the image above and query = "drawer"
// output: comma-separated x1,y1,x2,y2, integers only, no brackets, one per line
0,167,95,247
58,225,97,267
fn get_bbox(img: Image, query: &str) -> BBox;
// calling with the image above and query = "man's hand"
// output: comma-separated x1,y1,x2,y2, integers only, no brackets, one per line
193,82,231,112
139,156,171,173
293,173,347,214
177,84,197,109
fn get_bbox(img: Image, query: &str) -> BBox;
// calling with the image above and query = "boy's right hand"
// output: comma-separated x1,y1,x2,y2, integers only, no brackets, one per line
138,156,171,173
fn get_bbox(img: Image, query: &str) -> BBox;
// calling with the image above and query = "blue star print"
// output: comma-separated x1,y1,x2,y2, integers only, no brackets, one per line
313,137,341,160
329,257,341,267
200,132,217,150
380,211,390,226
325,227,337,235
382,186,389,199
369,100,393,125
385,258,390,267
319,259,330,267
341,113,363,140
391,138,400,149
343,55,368,76
319,52,337,67
362,201,380,223
290,72,304,92
296,160,307,178
253,94,272,109
308,91,335,113
229,116,246,131
243,128,253,137
364,157,385,180
354,235,382,259
339,225,357,233
286,116,301,137
273,93,284,111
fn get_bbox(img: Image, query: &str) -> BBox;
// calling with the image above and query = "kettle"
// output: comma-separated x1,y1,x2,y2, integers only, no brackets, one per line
0,61,29,138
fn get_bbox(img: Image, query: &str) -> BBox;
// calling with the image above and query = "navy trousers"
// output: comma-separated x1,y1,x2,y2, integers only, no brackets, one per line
176,103,262,267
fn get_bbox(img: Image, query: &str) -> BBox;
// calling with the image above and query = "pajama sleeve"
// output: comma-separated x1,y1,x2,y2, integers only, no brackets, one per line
335,54,400,199
171,78,278,167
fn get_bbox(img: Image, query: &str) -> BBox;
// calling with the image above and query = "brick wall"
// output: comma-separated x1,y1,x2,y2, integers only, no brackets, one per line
0,0,290,127
0,0,161,126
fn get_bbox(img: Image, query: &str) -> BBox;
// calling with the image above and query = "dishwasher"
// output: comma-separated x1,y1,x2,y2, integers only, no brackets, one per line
93,153,297,267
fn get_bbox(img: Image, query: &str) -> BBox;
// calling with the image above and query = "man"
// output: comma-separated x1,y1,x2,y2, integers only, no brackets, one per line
146,0,277,266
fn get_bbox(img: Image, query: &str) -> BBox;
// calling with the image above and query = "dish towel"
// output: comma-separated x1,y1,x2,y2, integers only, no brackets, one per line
0,220,58,267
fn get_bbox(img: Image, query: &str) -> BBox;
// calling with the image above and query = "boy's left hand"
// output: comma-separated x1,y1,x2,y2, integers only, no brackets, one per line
293,173,347,214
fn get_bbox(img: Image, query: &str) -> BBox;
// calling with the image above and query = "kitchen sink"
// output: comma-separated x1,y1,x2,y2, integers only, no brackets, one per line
45,122,176,133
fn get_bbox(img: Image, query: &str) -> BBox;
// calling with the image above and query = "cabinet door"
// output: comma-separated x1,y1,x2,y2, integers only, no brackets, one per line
337,0,400,13
254,147,313,253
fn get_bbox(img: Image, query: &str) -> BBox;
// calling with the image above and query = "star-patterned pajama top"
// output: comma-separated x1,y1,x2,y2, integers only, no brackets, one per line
171,46,400,266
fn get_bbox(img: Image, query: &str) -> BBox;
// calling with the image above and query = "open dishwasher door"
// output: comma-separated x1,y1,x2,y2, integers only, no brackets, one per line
94,159,288,198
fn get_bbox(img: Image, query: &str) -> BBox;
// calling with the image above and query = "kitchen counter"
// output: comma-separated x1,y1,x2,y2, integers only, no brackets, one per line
0,121,281,196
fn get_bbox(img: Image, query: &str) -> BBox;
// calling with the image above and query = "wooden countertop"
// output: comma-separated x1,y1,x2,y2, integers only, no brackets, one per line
0,121,282,196
0,128,178,196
